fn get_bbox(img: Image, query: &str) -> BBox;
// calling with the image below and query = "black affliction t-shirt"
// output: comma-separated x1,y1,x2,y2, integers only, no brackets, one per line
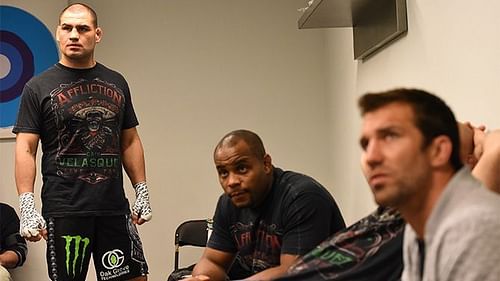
13,63,138,217
208,168,346,279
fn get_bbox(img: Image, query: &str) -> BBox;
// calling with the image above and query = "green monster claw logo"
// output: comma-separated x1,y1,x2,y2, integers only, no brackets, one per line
62,235,90,277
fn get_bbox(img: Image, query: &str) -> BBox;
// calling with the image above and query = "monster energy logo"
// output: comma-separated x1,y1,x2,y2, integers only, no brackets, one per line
62,235,90,277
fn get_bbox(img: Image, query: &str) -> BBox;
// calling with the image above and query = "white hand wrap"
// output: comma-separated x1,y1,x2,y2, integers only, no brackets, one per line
19,192,46,238
132,182,152,221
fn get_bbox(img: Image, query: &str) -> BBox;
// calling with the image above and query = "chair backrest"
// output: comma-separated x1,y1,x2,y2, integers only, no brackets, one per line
174,219,209,270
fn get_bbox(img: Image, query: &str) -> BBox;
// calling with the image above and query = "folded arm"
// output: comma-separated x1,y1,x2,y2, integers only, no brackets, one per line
245,254,299,281
472,129,500,193
185,248,235,281
460,121,500,192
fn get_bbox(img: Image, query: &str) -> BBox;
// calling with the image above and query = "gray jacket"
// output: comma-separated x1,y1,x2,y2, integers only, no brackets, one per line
402,168,500,281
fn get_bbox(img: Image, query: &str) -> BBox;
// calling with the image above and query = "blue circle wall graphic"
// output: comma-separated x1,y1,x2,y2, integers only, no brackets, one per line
0,5,59,128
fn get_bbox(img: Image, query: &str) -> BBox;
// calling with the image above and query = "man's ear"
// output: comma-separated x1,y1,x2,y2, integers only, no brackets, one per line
263,154,272,174
55,26,61,42
95,27,102,43
429,135,453,168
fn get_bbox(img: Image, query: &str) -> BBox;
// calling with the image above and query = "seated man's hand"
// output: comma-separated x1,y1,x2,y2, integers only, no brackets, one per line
460,122,487,168
471,124,487,164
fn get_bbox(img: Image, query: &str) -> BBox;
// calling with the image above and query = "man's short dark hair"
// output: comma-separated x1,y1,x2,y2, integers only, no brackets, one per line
59,3,98,27
214,129,266,159
358,88,463,171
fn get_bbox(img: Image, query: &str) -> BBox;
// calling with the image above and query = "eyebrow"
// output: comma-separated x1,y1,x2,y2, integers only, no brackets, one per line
377,126,400,134
60,23,91,28
215,157,250,169
359,125,402,146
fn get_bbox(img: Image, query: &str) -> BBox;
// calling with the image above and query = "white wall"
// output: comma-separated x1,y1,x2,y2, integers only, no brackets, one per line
1,2,66,280
3,0,500,280
88,2,333,280
1,1,332,280
324,0,500,223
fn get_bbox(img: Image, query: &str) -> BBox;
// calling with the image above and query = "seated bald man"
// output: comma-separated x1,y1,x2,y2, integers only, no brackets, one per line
184,129,345,281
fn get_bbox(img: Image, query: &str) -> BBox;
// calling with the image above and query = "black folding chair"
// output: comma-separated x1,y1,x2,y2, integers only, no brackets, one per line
174,219,210,271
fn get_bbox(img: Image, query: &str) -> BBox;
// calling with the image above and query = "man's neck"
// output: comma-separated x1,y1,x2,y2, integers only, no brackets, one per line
251,172,275,210
59,57,96,69
399,170,455,238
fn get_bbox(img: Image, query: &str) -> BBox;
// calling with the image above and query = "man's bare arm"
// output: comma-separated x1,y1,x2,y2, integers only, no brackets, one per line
121,127,152,224
472,129,500,193
121,127,146,184
245,254,299,281
15,133,47,241
183,248,235,281
15,132,39,195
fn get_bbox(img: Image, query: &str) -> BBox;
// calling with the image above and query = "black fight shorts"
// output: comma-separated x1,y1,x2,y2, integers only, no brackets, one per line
45,214,148,281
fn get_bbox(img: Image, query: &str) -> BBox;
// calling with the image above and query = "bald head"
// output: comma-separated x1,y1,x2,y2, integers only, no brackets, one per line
59,3,98,27
214,130,266,160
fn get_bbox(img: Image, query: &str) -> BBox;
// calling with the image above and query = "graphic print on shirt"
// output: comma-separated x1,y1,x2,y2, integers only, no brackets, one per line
50,78,124,184
231,221,282,273
290,209,403,279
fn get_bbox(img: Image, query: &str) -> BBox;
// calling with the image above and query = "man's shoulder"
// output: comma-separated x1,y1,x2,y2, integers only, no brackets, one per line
275,168,317,185
275,168,328,194
95,62,127,80
432,168,500,225
0,203,17,220
451,192,500,220
26,64,59,83
215,193,234,211
96,62,120,73
435,188,500,239
451,173,500,217
426,191,500,279
0,203,15,212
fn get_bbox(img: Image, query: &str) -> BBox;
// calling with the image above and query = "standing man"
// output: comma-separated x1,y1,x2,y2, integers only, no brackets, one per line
186,129,345,281
358,88,500,280
0,203,27,281
13,3,151,281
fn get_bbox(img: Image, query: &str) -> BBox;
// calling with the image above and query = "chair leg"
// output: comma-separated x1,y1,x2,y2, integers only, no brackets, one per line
174,246,180,271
